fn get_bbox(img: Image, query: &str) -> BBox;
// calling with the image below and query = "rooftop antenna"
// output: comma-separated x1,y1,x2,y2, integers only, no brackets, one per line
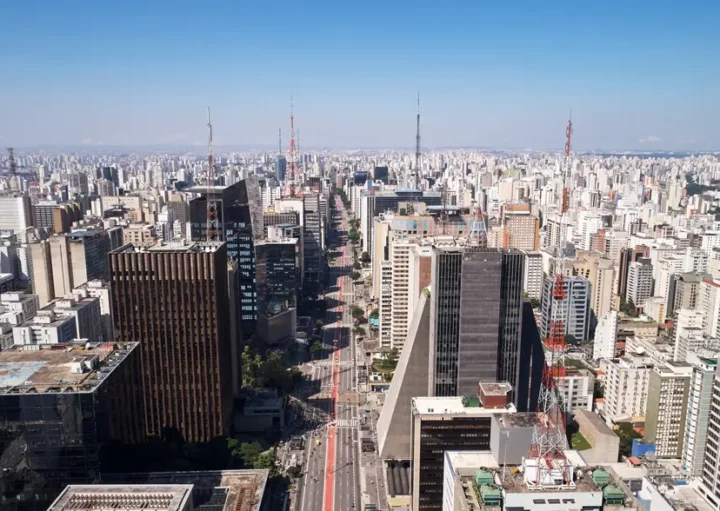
415,91,421,190
285,97,298,197
6,148,17,176
440,179,448,235
526,112,574,490
205,108,219,241
468,200,487,247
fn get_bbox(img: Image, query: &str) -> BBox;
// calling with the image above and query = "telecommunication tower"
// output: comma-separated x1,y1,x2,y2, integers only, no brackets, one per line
468,201,487,247
285,97,299,198
6,148,17,176
414,91,421,190
526,114,574,489
205,108,219,241
278,127,282,155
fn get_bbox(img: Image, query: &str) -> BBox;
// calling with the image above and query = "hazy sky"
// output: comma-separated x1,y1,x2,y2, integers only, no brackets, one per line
1,0,719,150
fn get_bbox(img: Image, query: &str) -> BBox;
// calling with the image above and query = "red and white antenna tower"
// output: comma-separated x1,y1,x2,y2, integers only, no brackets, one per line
285,97,299,198
206,107,219,241
526,113,574,489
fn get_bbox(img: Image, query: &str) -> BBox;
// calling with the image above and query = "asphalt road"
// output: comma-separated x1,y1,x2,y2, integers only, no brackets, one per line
295,196,358,511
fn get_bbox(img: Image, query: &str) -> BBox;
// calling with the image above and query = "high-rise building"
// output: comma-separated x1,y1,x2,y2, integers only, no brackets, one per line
67,228,110,285
410,384,515,511
0,342,144,506
603,351,654,422
499,205,540,251
378,251,539,462
573,250,615,322
360,189,442,257
255,237,299,312
593,310,618,360
187,178,263,336
0,194,33,234
540,276,590,342
674,308,706,362
627,260,654,307
644,361,692,458
276,155,287,181
109,241,233,441
379,260,393,349
523,251,543,301
683,354,716,477
618,244,650,298
698,365,720,508
429,246,524,397
372,166,389,184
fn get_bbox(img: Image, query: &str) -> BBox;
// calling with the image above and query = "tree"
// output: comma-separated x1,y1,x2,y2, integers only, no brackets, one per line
348,230,360,243
315,319,324,331
615,423,641,458
287,465,302,478
353,326,366,336
621,298,639,318
386,347,399,367
369,308,379,320
310,341,324,358
353,261,362,270
241,346,262,387
360,251,371,263
351,306,365,320
348,271,361,281
229,440,263,467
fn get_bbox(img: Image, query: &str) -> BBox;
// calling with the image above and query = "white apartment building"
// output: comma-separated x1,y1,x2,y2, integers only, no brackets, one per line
603,351,654,422
523,251,543,301
556,368,595,420
675,308,706,362
12,311,77,345
685,247,709,273
379,260,392,349
0,196,33,234
390,239,413,349
683,354,717,477
642,296,667,324
627,261,654,307
593,310,618,360
645,361,692,458
655,255,685,310
701,231,720,257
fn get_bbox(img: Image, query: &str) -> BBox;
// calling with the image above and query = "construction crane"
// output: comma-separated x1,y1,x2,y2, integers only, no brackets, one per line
526,113,574,489
205,108,219,241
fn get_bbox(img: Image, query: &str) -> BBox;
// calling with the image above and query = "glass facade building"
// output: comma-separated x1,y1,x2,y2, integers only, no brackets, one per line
0,343,143,510
188,177,263,337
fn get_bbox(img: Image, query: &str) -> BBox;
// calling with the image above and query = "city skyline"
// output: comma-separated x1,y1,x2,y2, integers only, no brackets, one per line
2,1,719,150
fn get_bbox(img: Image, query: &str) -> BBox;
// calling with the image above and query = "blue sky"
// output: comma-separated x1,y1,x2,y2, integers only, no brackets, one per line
1,0,719,150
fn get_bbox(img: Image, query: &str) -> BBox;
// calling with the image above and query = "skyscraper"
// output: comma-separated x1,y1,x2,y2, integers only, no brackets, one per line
0,342,144,507
109,241,233,442
429,247,524,396
541,276,591,342
187,177,263,336
378,245,529,460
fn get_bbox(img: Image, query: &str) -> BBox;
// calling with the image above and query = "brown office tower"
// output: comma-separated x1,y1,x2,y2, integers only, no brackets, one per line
109,241,232,442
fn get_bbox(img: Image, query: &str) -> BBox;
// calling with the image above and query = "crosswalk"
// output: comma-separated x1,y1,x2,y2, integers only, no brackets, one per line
314,360,356,367
336,419,358,428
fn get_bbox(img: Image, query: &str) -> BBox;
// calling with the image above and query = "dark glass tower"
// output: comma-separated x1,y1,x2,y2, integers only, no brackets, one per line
0,343,144,509
429,247,525,398
187,177,263,337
